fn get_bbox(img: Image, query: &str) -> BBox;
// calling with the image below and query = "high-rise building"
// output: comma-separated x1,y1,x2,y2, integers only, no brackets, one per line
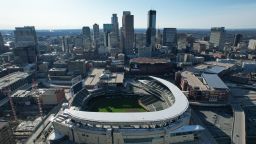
0,32,4,53
103,24,113,47
82,26,91,37
103,24,113,33
135,33,146,49
233,34,242,47
162,28,177,53
248,39,256,50
74,35,83,48
121,11,134,56
111,14,120,49
108,32,119,48
146,10,156,48
156,29,162,45
108,32,121,56
14,26,38,64
0,32,4,46
177,33,187,51
135,33,151,57
209,27,226,50
0,121,15,144
82,26,92,51
93,23,100,48
111,14,119,36
61,36,74,53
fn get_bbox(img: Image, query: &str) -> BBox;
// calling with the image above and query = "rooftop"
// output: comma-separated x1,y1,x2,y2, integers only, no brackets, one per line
202,73,229,90
130,57,170,64
85,68,124,87
181,71,208,90
85,68,104,86
205,65,226,74
11,90,30,98
186,61,235,74
205,61,235,69
49,68,67,72
0,121,8,130
0,72,29,90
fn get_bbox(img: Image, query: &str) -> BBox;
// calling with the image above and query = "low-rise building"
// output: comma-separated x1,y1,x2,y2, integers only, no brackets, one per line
193,57,205,64
85,68,124,89
138,46,152,57
176,53,194,67
179,71,230,103
185,61,236,77
193,41,213,53
49,68,67,77
129,57,172,74
12,88,65,106
0,121,15,144
242,61,256,73
0,72,32,104
67,59,87,76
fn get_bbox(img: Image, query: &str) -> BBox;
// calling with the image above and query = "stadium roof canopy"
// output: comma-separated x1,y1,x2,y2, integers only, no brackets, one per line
65,76,189,124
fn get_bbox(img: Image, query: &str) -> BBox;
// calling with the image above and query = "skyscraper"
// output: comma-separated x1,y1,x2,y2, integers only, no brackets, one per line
82,26,92,51
209,27,226,50
82,26,91,37
121,11,134,56
61,36,74,53
156,29,162,45
111,14,120,49
93,23,100,48
162,28,177,53
103,24,113,47
233,34,242,47
14,26,38,64
108,32,119,48
135,33,151,57
0,32,4,53
177,33,187,51
146,10,156,48
103,24,113,33
111,14,119,36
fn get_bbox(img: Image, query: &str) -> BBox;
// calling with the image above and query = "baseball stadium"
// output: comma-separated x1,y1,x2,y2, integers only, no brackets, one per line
50,76,204,144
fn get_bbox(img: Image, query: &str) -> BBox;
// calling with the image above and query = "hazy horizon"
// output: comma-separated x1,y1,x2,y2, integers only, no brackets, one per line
0,0,256,29
1,28,256,31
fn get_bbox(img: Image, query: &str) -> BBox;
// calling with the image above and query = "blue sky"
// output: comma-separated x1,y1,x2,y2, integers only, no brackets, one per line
0,0,256,29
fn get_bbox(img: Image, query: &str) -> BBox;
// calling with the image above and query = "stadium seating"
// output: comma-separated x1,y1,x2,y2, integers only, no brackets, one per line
71,89,89,107
138,80,176,112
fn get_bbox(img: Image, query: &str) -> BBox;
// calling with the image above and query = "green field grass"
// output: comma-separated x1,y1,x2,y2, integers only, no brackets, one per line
87,96,146,112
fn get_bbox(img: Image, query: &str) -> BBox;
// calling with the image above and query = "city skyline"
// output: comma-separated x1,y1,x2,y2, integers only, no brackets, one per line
0,0,256,29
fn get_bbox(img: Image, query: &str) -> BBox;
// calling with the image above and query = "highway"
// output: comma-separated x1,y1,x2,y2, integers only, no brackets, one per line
229,83,249,144
25,114,54,144
232,104,246,144
25,102,63,144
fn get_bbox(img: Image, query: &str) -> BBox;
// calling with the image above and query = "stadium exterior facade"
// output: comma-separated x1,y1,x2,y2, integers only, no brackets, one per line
50,77,204,144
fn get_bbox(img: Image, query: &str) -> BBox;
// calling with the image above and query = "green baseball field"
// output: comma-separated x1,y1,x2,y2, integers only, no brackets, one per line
86,96,146,112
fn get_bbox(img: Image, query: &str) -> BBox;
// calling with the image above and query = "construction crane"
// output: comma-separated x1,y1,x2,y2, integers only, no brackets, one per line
3,87,17,121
